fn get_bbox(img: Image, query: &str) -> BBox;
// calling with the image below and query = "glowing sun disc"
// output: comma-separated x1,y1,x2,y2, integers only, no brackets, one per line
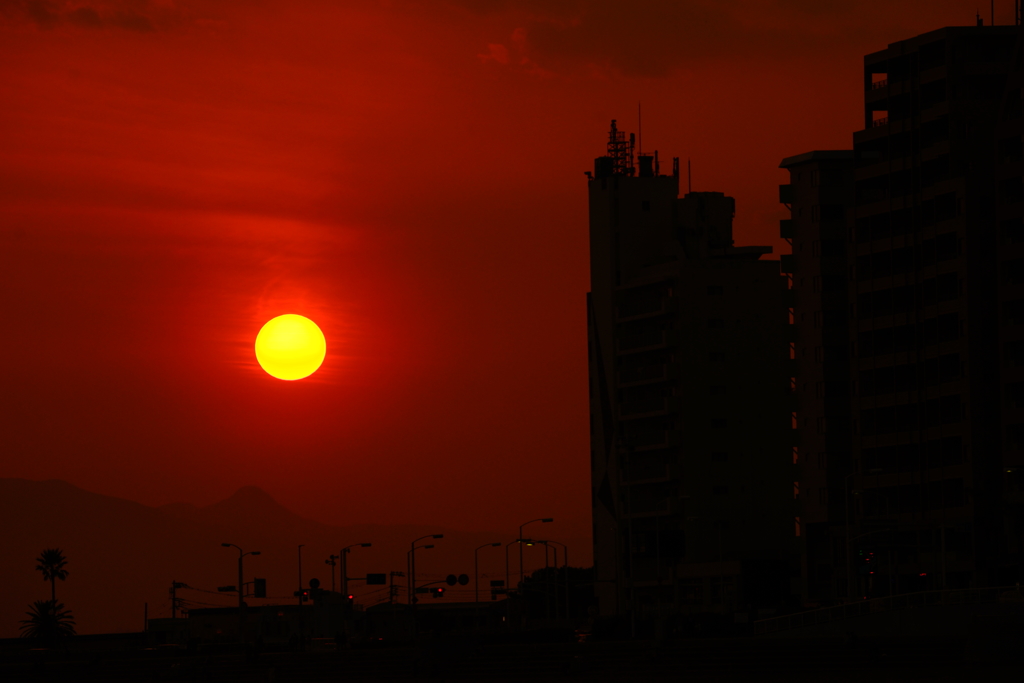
255,314,326,381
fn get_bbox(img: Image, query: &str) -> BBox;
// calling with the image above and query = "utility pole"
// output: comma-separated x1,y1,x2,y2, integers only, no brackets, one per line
389,571,404,604
222,544,260,641
326,555,338,593
298,544,305,651
169,580,187,619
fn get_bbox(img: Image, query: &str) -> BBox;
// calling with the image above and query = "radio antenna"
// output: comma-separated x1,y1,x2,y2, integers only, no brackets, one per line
638,102,642,155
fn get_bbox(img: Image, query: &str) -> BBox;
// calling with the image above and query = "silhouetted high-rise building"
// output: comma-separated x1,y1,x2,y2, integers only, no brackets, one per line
588,121,797,624
781,24,1024,606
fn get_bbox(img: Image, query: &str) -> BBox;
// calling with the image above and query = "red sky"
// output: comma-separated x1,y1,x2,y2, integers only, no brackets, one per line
0,0,1003,553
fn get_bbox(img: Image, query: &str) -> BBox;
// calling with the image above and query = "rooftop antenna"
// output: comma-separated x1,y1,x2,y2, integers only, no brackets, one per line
687,157,692,193
992,0,995,25
638,101,642,156
977,9,983,26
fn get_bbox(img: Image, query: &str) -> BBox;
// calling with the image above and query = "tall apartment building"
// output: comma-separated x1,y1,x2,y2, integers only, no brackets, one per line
588,122,797,624
781,24,1024,606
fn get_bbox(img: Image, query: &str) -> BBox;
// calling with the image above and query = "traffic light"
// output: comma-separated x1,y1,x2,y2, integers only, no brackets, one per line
292,589,310,602
254,578,266,598
431,587,445,599
345,594,354,604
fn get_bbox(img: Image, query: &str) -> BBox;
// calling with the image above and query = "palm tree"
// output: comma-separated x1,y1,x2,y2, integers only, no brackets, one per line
35,548,69,603
19,600,76,645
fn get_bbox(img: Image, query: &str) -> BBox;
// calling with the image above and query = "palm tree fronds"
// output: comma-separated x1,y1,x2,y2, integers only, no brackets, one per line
19,600,76,643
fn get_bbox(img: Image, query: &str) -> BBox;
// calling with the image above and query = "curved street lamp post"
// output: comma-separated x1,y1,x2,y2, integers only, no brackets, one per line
518,519,553,597
221,543,260,640
340,543,372,598
475,542,502,603
409,535,443,606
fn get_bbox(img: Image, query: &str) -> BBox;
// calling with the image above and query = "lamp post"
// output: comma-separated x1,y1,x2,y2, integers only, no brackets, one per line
518,518,552,595
326,555,338,593
406,545,433,604
340,543,372,599
544,540,569,620
534,541,556,621
844,472,859,602
297,544,305,650
221,543,260,640
475,542,502,603
409,535,443,606
505,539,521,596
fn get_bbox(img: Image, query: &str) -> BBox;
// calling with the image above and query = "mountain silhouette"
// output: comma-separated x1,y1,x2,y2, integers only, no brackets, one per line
161,485,321,536
1,478,590,638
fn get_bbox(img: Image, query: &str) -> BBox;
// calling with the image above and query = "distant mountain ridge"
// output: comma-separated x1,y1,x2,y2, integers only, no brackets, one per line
0,478,590,638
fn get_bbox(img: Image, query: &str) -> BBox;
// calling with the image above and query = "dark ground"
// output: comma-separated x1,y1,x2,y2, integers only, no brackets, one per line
2,635,1022,682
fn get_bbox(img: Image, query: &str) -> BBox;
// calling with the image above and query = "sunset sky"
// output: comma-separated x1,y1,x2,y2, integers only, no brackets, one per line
0,0,1003,550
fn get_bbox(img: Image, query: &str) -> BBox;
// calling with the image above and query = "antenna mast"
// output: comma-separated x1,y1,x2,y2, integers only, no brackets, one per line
607,119,635,176
638,102,642,156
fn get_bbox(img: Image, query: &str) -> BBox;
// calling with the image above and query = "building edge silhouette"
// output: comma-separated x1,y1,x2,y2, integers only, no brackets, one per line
587,121,798,631
780,22,1024,607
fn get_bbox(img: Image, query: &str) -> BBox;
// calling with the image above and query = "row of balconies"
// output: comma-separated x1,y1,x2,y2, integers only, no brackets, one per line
616,296,673,322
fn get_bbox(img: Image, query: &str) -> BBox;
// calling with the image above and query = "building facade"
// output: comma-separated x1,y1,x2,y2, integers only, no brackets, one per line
588,122,797,624
781,24,1024,605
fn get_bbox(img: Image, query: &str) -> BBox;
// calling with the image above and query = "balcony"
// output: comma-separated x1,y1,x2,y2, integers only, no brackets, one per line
616,297,670,322
871,79,888,90
779,218,794,239
617,330,670,354
625,496,682,518
624,461,679,484
619,396,679,420
872,117,889,128
629,430,680,451
619,363,670,386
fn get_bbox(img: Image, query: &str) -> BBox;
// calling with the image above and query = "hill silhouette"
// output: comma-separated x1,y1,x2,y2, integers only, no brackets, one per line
1,478,589,637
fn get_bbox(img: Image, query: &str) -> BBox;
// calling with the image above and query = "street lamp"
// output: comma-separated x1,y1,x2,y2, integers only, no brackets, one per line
844,472,860,601
221,543,260,640
409,535,443,605
325,555,338,593
519,518,553,594
505,539,526,595
341,543,372,599
475,542,502,603
407,545,434,605
540,539,569,620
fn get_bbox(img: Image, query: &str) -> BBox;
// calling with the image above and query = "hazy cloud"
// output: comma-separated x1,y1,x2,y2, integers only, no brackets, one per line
436,0,995,78
3,0,188,32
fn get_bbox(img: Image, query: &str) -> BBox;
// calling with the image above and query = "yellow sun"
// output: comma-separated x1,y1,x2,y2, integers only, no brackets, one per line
254,314,326,381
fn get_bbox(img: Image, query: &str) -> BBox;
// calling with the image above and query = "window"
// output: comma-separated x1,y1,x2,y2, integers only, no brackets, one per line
817,453,827,469
642,200,651,212
709,352,725,362
708,318,725,329
711,418,727,429
707,285,724,296
709,385,725,396
711,452,728,462
811,204,845,222
713,485,729,495
712,519,731,530
819,488,829,505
